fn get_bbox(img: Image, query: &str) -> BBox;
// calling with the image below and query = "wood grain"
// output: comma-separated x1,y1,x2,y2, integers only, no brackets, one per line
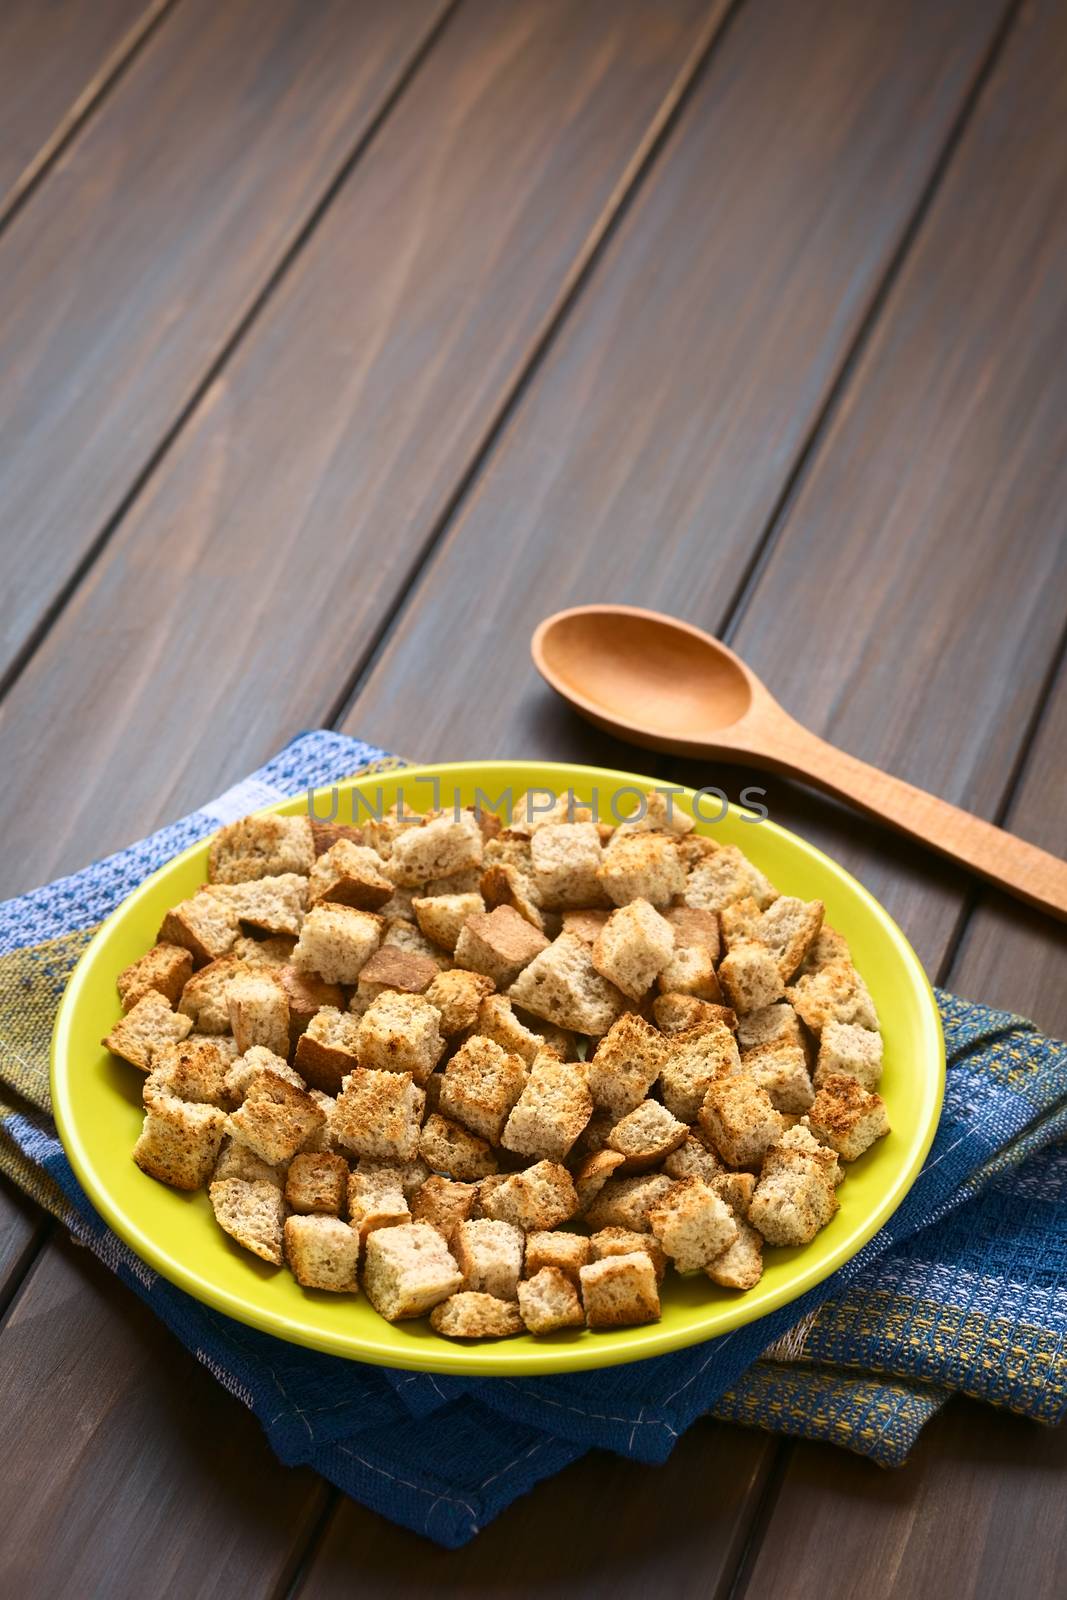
0,0,450,685
0,1181,47,1312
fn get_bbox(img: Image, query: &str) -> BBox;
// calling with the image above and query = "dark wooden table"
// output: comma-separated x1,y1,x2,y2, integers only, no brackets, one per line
2,1,1065,1594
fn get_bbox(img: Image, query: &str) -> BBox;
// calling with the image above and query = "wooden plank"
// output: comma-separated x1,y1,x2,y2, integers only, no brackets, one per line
0,0,724,897
0,0,167,221
0,1238,328,1600
0,1181,47,1312
0,0,450,686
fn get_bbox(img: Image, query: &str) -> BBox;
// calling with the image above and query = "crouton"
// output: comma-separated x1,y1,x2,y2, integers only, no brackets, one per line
718,940,786,1015
737,1001,806,1055
133,1094,226,1189
706,1219,764,1290
579,1253,661,1328
479,863,545,932
786,960,878,1035
117,943,193,1012
411,892,484,954
177,954,249,1034
508,933,626,1037
226,1070,326,1165
591,899,674,1001
558,909,609,944
310,820,365,857
699,1075,785,1167
307,839,393,911
606,1099,687,1173
352,945,440,1009
659,1021,741,1122
710,1170,756,1214
430,1292,524,1339
649,1177,738,1272
226,874,308,938
719,896,764,950
438,1035,527,1143
213,1136,285,1188
652,993,737,1035
410,1175,479,1241
754,896,824,980
664,1130,723,1183
291,1007,359,1093
814,1021,883,1091
419,1113,499,1181
524,1230,590,1283
683,845,777,913
332,1068,424,1163
778,1121,843,1186
479,1160,578,1231
424,969,495,1038
226,971,290,1058
346,1165,410,1240
291,904,382,986
589,1227,667,1282
284,1214,360,1291
453,1218,524,1299
583,1013,667,1119
387,812,483,887
277,965,345,1049
509,792,592,835
103,990,194,1072
210,1176,287,1263
159,886,241,966
597,834,685,909
142,1037,232,1109
208,813,315,883
380,914,447,964
664,905,720,958
224,1045,304,1105
798,923,851,974
583,1173,674,1233
501,1049,592,1162
454,906,550,989
806,1073,889,1161
356,992,444,1085
655,944,721,1002
529,823,605,910
363,1222,463,1321
742,1041,814,1114
285,1151,349,1215
748,1144,838,1246
614,789,696,838
517,1267,586,1333
474,994,550,1064
572,1148,626,1212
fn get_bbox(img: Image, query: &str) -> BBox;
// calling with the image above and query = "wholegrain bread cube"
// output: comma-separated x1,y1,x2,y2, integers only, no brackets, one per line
559,909,610,944
699,1075,786,1167
160,886,241,966
614,789,696,838
277,964,345,1050
479,1160,578,1231
226,874,308,938
529,823,605,909
748,1144,838,1246
737,1001,806,1055
291,904,382,986
304,1088,343,1154
118,943,193,1012
454,906,550,988
706,1219,764,1290
226,971,290,1058
664,1130,722,1183
597,834,685,909
786,960,878,1035
363,1222,463,1321
227,1070,326,1165
572,1148,626,1211
579,1253,661,1328
410,1174,478,1240
351,945,440,1010
509,792,592,835
814,1021,883,1091
209,1176,286,1263
387,812,483,888
665,905,720,958
479,862,545,932
583,1173,674,1233
806,1073,889,1161
742,1041,814,1114
426,865,487,897
474,1173,511,1216
778,1122,844,1186
419,1113,499,1181
652,993,737,1035
649,1176,738,1272
517,1267,585,1333
453,1218,524,1299
143,1037,232,1109
710,1170,756,1214
285,1151,348,1215
346,1165,410,1240
508,933,627,1037
307,839,393,911
589,1227,667,1283
381,914,448,963
524,1230,590,1283
718,940,786,1015
377,1155,432,1199
178,954,249,1034
133,1094,226,1189
798,923,851,975
655,944,721,1003
719,896,764,950
501,1048,592,1161
208,813,314,883
233,934,297,968
103,990,194,1072
606,1099,687,1173
660,1021,741,1122
585,1013,668,1118
412,892,485,954
475,994,552,1064
213,1135,285,1188
439,1035,527,1143
310,820,365,857
284,1214,360,1291
430,1292,524,1339
591,899,674,1001
755,896,824,980
332,1068,423,1163
684,845,777,913
225,1045,304,1105
424,969,495,1038
356,991,444,1085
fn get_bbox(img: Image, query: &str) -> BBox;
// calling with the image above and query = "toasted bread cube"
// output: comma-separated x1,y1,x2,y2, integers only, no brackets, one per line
439,1035,527,1143
684,846,777,913
133,1094,226,1190
424,969,495,1038
591,899,674,1001
159,887,240,966
529,823,605,910
508,933,627,1037
518,1267,585,1333
718,940,786,1016
786,959,878,1035
178,954,249,1034
226,972,289,1058
355,992,444,1085
584,1013,668,1118
117,943,193,1012
501,1048,592,1162
742,1041,814,1114
225,1045,304,1105
573,1148,626,1212
711,1170,756,1214
653,993,737,1035
310,820,365,856
285,1151,348,1215
607,1099,687,1173
655,944,721,1003
213,1136,285,1187
352,946,441,1013
580,1253,660,1328
346,1165,410,1240
589,1226,667,1282
453,1218,524,1299
227,1069,326,1164
387,812,483,887
276,965,345,1050
583,1173,674,1233
649,1176,738,1272
814,1021,883,1092
291,904,381,985
749,1144,838,1246
480,862,545,932
363,1222,462,1320
737,1001,806,1055
706,1219,764,1290
719,896,764,950
779,1122,843,1186
807,1073,889,1161
474,994,555,1064
699,1075,785,1168
233,934,298,968
454,906,550,989
524,1230,590,1283
210,1176,286,1263
612,789,695,837
664,1130,723,1183
376,1155,432,1199
419,1113,499,1180
560,909,610,944
799,924,851,975
755,896,824,980
412,892,484,953
479,1161,578,1231
103,990,194,1072
597,834,685,909
430,1292,524,1339
284,1214,360,1291
209,813,314,883
292,1005,359,1093
308,838,393,911
410,1174,478,1240
660,1021,741,1122
665,905,720,957
142,1037,232,1109
332,1068,423,1163
226,874,308,938
508,792,592,834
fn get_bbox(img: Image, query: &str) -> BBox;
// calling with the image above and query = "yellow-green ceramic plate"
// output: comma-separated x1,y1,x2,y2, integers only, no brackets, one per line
52,761,943,1374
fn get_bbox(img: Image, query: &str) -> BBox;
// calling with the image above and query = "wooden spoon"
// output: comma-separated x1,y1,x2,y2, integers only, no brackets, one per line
531,603,1067,921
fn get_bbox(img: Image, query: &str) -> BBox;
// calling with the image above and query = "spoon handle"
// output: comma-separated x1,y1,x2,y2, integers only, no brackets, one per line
760,716,1067,921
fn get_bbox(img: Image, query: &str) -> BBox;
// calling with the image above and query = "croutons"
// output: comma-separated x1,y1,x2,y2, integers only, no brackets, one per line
501,1048,592,1162
310,820,365,856
133,1094,226,1189
652,993,736,1034
430,1292,524,1339
160,887,241,966
684,845,776,912
224,1045,303,1105
589,1227,667,1282
583,1173,674,1234
699,1075,786,1167
530,822,605,909
508,933,627,1037
597,834,685,908
664,1131,722,1183
591,899,674,1000
387,812,483,887
308,839,393,911
454,906,550,988
363,1223,463,1321
814,1020,883,1091
412,892,485,953
474,993,556,1064
347,1164,410,1240
579,1253,661,1328
659,1021,741,1122
572,1148,626,1211
294,1006,362,1094
226,874,308,938
284,1214,360,1291
806,1073,889,1161
586,1012,670,1118
453,1218,524,1299
410,1174,478,1240
786,959,878,1035
648,1177,738,1273
208,813,315,883
737,1001,806,1055
117,943,193,1012
424,969,495,1037
285,1152,349,1215
332,1068,424,1163
277,965,345,1049
655,944,721,1002
103,990,194,1072
226,971,290,1058
742,1041,814,1114
226,1070,326,1165
524,1230,591,1283
213,1136,284,1188
419,1113,499,1181
754,896,824,980
177,954,249,1034
210,1176,287,1263
718,940,786,1015
479,1161,578,1231
518,1268,585,1333
748,1141,838,1246
439,1035,527,1144
143,1037,232,1109
706,1219,764,1290
665,905,720,958
607,1099,688,1173
352,944,439,1007
356,991,444,1085
292,902,382,984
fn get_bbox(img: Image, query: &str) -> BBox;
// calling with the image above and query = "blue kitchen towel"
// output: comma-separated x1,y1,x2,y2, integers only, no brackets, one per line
0,730,1064,1548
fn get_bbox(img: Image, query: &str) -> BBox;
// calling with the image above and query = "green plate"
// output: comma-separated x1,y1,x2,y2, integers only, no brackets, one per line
52,761,943,1374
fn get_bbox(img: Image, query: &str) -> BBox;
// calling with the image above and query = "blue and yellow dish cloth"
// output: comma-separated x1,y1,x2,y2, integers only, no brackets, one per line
0,731,1064,1546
